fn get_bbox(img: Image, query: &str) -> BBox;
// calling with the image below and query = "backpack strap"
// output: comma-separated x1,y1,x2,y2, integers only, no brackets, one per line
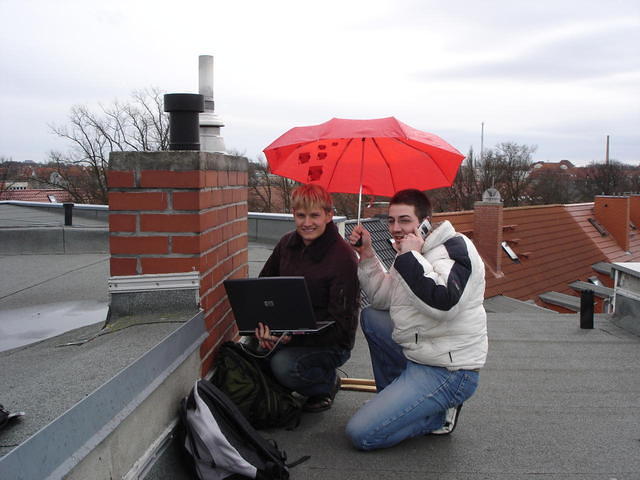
286,455,311,468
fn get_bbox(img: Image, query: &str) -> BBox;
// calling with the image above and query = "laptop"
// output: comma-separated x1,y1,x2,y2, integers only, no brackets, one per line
223,277,334,335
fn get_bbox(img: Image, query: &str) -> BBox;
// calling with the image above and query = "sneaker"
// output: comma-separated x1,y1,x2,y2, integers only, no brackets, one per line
430,404,463,435
302,375,340,413
0,404,25,431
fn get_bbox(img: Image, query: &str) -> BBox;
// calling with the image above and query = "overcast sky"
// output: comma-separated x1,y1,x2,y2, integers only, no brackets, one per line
1,0,638,166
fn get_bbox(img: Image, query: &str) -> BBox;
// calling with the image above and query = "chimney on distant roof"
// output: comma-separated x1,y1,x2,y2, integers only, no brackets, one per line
474,188,503,275
199,55,226,153
594,195,630,252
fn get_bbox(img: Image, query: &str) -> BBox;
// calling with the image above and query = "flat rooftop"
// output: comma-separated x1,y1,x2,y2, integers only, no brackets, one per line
1,204,639,479
151,241,640,479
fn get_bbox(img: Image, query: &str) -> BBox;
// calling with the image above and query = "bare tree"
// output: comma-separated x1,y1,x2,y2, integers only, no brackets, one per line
449,147,479,211
476,148,504,198
246,154,300,213
529,169,574,205
248,159,276,212
627,167,640,193
277,174,298,213
37,87,169,204
494,142,536,206
332,192,360,218
35,153,106,203
0,157,22,197
575,160,630,200
473,142,536,206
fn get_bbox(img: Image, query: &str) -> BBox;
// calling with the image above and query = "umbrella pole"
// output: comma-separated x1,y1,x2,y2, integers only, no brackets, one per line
357,137,365,225
357,183,362,224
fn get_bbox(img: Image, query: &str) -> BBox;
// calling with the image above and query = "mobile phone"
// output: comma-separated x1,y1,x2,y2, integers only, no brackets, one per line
418,219,432,239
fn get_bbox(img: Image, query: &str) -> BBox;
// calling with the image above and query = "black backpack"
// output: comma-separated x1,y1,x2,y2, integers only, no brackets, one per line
211,342,303,430
179,379,307,480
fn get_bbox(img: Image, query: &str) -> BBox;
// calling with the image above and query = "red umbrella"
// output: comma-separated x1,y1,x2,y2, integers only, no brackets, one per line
264,117,464,202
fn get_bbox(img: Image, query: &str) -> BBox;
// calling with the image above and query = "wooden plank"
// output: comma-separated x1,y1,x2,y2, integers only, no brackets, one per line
340,378,376,386
339,377,377,392
339,384,377,393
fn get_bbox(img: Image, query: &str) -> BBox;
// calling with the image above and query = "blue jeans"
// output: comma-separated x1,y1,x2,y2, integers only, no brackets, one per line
345,307,479,450
269,345,350,397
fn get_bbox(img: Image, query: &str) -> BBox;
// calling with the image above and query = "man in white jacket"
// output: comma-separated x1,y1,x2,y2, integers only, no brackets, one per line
346,189,488,451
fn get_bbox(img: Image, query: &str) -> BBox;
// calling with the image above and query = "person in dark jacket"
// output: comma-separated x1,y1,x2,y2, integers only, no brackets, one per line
255,184,359,412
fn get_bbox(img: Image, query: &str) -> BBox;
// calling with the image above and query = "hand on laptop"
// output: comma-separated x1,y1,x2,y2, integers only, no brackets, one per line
255,322,291,351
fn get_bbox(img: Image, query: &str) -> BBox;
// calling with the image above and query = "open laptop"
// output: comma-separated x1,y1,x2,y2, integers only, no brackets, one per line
223,277,334,335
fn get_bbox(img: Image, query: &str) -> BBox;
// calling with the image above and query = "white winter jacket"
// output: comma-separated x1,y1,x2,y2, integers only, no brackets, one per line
358,221,488,370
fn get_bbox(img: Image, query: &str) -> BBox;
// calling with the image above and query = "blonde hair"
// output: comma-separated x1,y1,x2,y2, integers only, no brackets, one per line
291,184,333,212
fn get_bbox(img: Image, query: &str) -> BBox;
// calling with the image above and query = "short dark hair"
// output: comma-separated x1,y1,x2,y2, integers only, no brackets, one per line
389,189,432,221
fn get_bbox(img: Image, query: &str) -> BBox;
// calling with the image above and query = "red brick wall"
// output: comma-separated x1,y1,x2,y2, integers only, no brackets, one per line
473,202,503,274
594,196,630,252
108,151,248,375
630,195,640,228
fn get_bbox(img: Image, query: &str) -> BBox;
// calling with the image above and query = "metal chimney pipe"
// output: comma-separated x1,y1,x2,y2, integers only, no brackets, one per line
164,93,205,151
198,55,226,153
199,55,214,112
63,202,74,226
580,290,594,329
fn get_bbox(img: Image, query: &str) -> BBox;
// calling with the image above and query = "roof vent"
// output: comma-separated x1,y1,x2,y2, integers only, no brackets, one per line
482,188,502,203
588,217,608,236
164,93,205,151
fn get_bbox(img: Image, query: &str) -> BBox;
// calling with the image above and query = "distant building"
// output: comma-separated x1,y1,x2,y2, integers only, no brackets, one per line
4,181,29,191
529,160,576,177
0,188,73,203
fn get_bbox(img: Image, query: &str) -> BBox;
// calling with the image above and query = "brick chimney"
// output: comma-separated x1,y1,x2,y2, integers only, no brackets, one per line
108,150,248,374
594,195,630,252
473,188,503,275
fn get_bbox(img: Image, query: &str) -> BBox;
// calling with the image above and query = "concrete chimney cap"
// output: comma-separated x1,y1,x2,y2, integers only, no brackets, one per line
482,188,502,203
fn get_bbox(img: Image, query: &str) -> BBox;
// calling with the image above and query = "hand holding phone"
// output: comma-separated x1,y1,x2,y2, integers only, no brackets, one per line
418,219,432,239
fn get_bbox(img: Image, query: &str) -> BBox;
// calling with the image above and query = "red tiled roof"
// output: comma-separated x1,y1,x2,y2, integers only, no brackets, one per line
430,201,635,311
530,160,575,172
566,203,640,263
0,189,73,203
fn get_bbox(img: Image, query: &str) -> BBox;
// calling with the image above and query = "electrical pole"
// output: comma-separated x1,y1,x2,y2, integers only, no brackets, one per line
480,122,484,164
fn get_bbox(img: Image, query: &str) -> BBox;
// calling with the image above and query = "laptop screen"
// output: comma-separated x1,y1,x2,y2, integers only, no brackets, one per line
224,277,333,334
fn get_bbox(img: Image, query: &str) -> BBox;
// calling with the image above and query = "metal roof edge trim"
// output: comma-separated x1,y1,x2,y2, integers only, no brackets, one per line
108,272,200,293
0,200,108,210
0,311,206,480
249,212,347,223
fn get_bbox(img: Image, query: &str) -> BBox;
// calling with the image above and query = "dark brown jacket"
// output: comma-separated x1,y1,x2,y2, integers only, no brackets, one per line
259,222,360,350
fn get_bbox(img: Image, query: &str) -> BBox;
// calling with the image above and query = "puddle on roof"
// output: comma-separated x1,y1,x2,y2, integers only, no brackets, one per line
0,301,108,352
